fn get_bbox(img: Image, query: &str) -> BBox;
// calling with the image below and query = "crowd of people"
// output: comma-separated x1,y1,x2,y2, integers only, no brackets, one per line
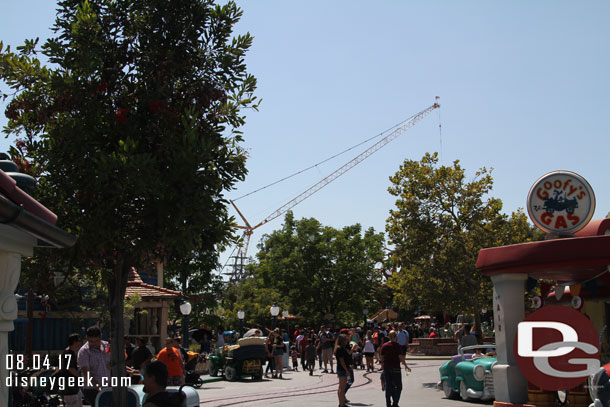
247,322,414,407
56,325,193,407
54,320,484,407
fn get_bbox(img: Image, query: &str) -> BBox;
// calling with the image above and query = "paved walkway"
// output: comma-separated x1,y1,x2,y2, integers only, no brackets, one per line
194,358,492,406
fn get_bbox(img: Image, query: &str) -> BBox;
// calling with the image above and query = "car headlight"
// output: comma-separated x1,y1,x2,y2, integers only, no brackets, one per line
473,364,485,381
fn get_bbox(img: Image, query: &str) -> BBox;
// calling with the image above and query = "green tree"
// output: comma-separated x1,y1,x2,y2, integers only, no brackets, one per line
1,0,257,403
248,212,385,327
385,153,542,327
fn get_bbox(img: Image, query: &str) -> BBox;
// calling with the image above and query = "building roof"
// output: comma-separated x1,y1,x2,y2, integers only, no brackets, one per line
477,218,610,281
125,267,182,299
0,163,75,248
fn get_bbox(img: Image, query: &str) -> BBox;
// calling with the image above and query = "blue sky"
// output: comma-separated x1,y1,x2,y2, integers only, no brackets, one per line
2,2,610,271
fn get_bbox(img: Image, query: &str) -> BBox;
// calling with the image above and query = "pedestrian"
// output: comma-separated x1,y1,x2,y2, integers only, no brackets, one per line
215,326,225,349
428,327,437,338
460,323,478,349
61,333,82,407
273,328,285,379
156,337,185,385
124,336,136,365
363,330,375,372
264,332,275,378
290,346,299,371
380,330,411,407
130,337,153,371
305,334,317,376
334,334,352,407
320,326,335,373
142,360,174,407
298,330,309,371
396,323,409,356
77,326,111,405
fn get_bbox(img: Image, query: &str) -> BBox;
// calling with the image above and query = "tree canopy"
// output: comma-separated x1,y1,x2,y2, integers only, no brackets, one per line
1,0,257,403
385,153,543,317
223,212,386,328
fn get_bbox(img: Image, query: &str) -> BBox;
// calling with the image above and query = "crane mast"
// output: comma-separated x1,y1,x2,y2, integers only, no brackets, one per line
225,101,440,281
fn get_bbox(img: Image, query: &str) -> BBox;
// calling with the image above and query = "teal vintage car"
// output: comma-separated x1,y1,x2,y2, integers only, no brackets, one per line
438,345,496,401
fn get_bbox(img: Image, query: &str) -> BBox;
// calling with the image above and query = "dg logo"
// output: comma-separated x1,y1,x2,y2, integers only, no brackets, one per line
514,305,600,390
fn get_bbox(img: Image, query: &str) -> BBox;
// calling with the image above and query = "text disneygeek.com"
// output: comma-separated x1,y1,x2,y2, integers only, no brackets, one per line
6,375,132,390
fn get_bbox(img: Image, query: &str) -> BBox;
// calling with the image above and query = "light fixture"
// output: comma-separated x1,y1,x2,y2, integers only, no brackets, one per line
237,309,245,320
282,309,289,318
179,301,192,316
270,304,280,317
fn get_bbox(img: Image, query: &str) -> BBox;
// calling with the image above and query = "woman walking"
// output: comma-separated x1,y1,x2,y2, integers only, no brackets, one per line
334,334,352,407
273,328,285,379
264,332,275,378
363,330,375,372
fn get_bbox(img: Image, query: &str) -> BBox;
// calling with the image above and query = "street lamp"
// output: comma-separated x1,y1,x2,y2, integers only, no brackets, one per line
282,309,289,340
363,308,368,329
180,300,192,349
237,309,245,335
270,304,280,329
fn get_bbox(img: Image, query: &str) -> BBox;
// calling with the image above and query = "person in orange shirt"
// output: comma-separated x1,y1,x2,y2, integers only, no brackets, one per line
156,338,184,385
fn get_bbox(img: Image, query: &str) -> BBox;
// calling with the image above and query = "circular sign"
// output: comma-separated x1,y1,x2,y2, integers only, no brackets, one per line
527,171,595,234
514,305,599,391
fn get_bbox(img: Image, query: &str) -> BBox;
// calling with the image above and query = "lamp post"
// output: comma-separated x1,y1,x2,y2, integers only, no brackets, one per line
180,300,192,349
270,304,280,329
237,309,245,335
363,307,368,330
282,309,289,340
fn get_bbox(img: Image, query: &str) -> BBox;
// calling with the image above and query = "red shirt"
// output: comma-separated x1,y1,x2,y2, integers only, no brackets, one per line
299,336,308,352
380,341,402,370
429,332,437,338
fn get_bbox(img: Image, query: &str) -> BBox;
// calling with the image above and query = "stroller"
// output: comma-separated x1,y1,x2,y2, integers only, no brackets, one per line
184,351,206,388
351,343,364,370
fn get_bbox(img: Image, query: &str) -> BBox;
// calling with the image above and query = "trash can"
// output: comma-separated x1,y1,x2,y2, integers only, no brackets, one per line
95,385,199,407
95,387,141,407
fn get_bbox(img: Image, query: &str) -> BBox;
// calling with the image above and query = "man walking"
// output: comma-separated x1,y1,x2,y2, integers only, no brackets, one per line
380,330,411,407
397,323,409,356
77,326,111,405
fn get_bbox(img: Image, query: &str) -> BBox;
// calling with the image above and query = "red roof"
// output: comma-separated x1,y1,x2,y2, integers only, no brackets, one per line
0,169,57,224
125,267,182,299
477,219,610,281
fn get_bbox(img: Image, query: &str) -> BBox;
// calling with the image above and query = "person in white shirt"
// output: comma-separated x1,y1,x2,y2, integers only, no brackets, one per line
396,323,409,356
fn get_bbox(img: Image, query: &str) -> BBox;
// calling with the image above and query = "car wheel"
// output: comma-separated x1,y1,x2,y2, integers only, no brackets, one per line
209,366,218,377
459,380,471,401
442,379,458,399
253,366,263,381
225,366,238,382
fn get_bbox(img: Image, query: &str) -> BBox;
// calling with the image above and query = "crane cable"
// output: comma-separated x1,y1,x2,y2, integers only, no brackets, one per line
232,114,428,202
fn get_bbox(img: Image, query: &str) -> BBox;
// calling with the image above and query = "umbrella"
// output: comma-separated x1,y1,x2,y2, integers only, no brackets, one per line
190,328,212,342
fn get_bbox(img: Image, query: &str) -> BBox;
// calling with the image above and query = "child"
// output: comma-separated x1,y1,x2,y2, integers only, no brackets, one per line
305,336,317,376
290,346,299,371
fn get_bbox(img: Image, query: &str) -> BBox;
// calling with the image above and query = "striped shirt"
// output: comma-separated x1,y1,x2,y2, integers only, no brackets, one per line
77,340,111,388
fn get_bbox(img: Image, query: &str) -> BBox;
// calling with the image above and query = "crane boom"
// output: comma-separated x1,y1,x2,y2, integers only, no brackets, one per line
251,102,440,230
223,100,440,281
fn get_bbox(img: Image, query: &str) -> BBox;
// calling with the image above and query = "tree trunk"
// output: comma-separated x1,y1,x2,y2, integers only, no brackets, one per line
109,259,130,406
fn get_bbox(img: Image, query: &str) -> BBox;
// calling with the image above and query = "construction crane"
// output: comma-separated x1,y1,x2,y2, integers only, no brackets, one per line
225,100,440,281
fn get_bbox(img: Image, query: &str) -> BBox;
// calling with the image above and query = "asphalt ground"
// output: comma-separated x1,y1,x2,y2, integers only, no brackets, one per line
194,357,493,407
